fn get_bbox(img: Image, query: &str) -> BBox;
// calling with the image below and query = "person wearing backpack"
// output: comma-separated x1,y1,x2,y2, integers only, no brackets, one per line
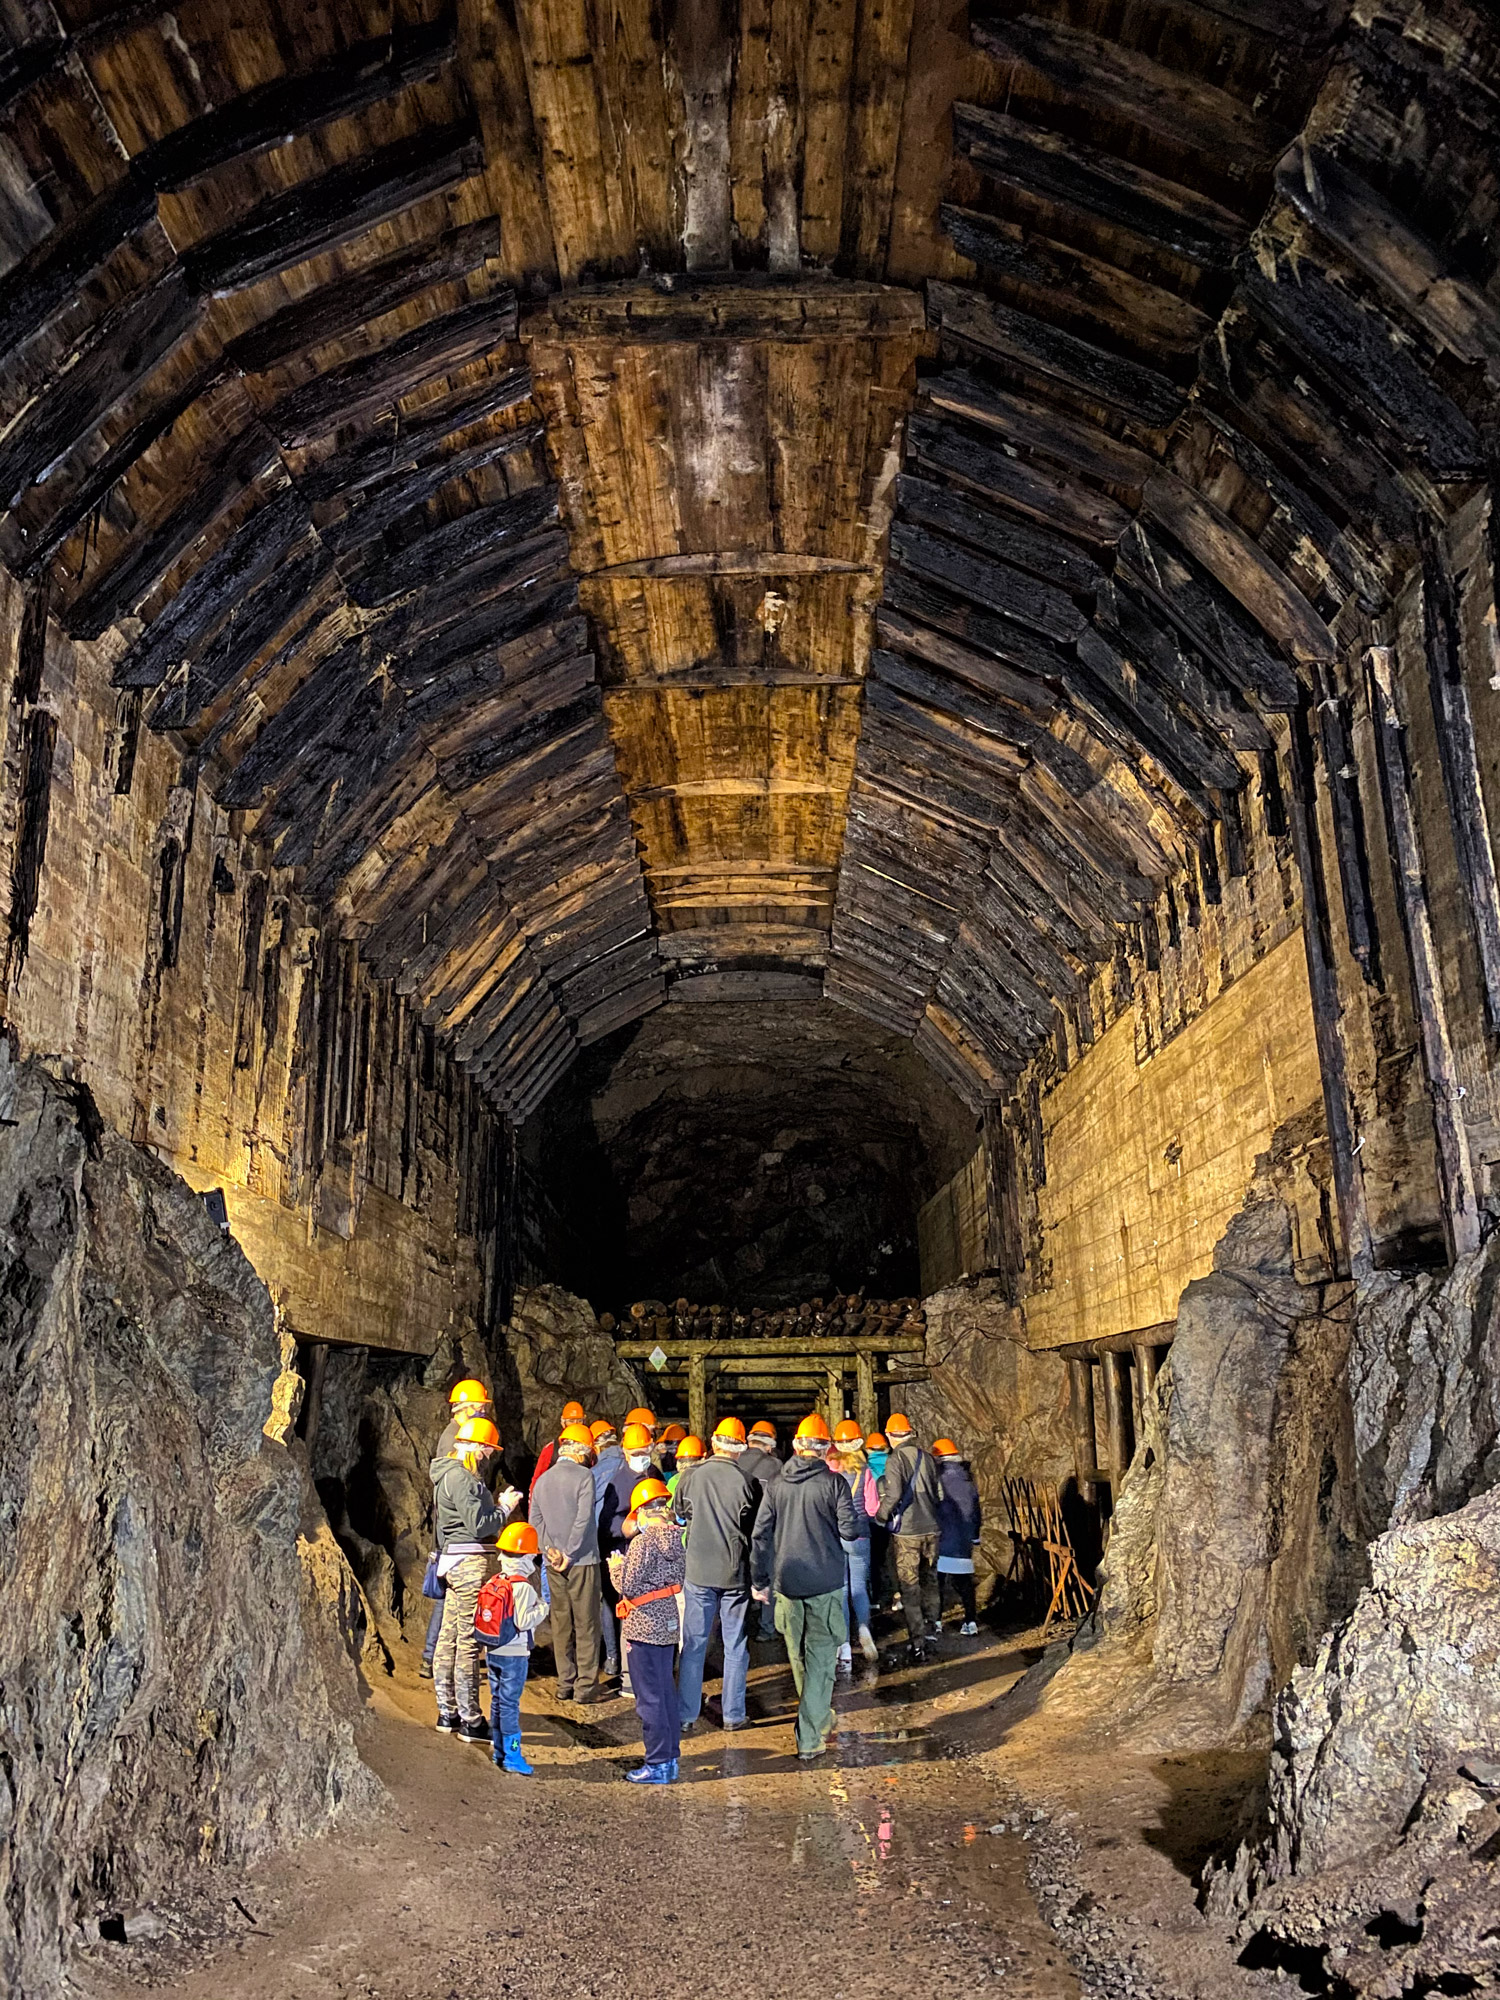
430,1419,520,1740
474,1521,551,1774
875,1413,944,1663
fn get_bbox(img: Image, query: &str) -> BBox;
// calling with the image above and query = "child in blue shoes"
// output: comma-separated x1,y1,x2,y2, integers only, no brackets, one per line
475,1520,550,1773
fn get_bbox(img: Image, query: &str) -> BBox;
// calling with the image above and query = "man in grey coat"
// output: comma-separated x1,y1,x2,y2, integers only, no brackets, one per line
677,1435,757,1733
876,1413,944,1661
529,1423,603,1702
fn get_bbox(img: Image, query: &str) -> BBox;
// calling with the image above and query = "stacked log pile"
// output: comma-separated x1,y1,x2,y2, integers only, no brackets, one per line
619,1295,927,1343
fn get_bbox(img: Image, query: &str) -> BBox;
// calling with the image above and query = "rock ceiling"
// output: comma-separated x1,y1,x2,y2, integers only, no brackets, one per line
1,0,1495,1121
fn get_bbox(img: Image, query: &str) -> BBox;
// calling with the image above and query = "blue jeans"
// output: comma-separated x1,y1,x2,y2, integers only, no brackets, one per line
678,1581,750,1727
843,1537,872,1635
423,1598,444,1663
486,1649,530,1744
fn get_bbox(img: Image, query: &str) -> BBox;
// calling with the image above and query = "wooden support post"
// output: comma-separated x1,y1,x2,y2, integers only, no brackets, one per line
1136,1341,1160,1408
856,1350,877,1438
688,1353,707,1442
297,1340,329,1453
1367,643,1482,1258
1285,705,1374,1279
1100,1349,1132,1483
826,1368,844,1426
1067,1358,1098,1504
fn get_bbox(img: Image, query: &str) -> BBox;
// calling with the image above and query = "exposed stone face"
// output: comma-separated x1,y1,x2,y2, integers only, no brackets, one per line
0,1053,377,1994
904,1278,1073,1591
1230,1487,1500,1995
1053,1174,1364,1750
502,1285,647,1451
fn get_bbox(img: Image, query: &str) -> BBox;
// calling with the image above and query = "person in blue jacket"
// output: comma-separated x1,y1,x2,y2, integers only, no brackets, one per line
933,1438,982,1635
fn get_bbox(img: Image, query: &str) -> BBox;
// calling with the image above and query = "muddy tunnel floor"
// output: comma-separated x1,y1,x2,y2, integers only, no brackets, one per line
72,1620,1301,2000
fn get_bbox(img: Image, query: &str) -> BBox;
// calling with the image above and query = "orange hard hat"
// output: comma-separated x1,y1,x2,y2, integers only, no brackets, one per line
795,1414,832,1444
625,1406,656,1430
621,1423,654,1452
932,1437,961,1457
449,1378,488,1407
559,1423,594,1449
866,1432,888,1451
713,1417,747,1444
675,1435,706,1461
630,1476,671,1512
497,1521,539,1555
660,1423,687,1443
560,1401,586,1426
749,1421,776,1439
833,1420,864,1445
590,1419,617,1442
456,1418,500,1448
886,1412,913,1436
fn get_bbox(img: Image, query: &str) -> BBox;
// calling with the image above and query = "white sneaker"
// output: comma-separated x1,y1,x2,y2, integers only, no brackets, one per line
836,1644,853,1672
960,1621,978,1636
858,1624,879,1662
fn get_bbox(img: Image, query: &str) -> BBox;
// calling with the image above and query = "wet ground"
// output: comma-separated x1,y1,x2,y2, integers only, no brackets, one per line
78,1619,1079,1999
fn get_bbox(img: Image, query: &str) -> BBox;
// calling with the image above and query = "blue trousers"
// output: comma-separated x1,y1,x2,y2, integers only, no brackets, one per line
678,1582,749,1727
423,1598,444,1663
486,1649,530,1744
842,1537,872,1634
628,1639,680,1766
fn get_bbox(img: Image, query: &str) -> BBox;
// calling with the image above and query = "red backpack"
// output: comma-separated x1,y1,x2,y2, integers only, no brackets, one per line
473,1574,518,1647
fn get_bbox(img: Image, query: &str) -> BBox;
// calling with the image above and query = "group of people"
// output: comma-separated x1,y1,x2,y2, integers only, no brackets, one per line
421,1381,983,1786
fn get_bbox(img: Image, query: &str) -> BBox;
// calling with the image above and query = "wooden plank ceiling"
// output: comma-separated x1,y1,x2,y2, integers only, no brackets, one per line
525,281,925,961
1,0,1496,1119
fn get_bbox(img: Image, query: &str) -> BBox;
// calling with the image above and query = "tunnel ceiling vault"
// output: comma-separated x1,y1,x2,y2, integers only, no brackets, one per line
1,0,1496,1124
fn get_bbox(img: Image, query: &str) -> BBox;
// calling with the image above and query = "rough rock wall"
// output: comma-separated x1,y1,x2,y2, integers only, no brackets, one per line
906,1278,1073,1597
1228,1488,1500,1996
0,1053,377,1995
1202,1230,1500,1993
311,1284,643,1657
1055,1180,1363,1751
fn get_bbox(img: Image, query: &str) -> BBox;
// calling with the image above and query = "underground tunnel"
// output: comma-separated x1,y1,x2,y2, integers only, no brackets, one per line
1,0,1498,1992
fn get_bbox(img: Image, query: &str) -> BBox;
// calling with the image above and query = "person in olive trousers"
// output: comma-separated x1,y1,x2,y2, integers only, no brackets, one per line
750,1416,859,1760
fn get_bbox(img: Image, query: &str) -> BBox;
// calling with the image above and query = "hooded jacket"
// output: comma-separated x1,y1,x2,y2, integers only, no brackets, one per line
937,1457,982,1559
430,1455,511,1551
679,1453,757,1589
876,1440,943,1537
529,1453,601,1567
739,1443,782,1511
751,1454,859,1599
484,1556,552,1657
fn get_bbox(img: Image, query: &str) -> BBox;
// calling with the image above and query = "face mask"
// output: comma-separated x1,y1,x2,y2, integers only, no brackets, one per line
627,1453,652,1473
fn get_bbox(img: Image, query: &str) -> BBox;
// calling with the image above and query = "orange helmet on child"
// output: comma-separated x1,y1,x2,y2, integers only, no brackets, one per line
630,1477,671,1512
497,1521,539,1555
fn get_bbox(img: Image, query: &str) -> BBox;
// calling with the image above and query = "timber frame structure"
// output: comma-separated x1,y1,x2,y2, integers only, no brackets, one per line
2,0,1500,1354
